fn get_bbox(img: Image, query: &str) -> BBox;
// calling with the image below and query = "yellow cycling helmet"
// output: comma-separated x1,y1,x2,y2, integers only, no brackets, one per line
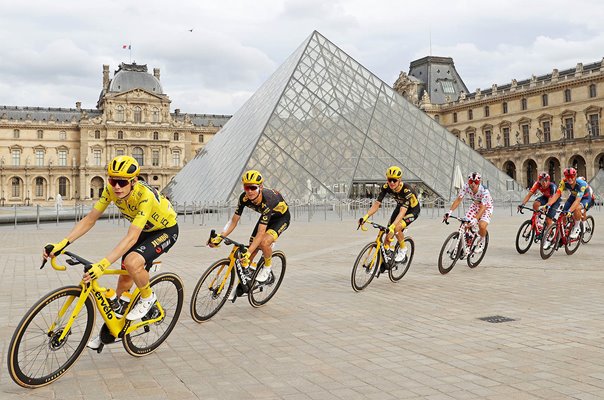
107,155,140,179
242,169,264,185
386,166,402,180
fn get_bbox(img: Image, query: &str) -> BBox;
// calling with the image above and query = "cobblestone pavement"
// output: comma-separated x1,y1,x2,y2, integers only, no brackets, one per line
1,210,604,399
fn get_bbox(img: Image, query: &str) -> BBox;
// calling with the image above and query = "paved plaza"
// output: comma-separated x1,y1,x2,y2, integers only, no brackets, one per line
1,209,604,399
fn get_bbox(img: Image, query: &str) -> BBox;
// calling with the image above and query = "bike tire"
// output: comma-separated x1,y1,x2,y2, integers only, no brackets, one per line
389,238,414,282
540,223,558,260
565,229,582,255
7,285,95,388
123,272,184,356
351,242,379,291
467,232,489,268
581,215,595,244
438,232,461,275
190,259,234,323
249,251,286,308
515,220,534,254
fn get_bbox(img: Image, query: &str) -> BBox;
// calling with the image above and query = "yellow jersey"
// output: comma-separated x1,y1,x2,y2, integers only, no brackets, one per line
94,181,177,232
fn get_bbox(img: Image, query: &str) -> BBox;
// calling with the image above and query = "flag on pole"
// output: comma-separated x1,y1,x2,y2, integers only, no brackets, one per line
122,44,131,49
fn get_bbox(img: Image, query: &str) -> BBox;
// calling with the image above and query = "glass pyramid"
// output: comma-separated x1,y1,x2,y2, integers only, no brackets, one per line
164,31,523,204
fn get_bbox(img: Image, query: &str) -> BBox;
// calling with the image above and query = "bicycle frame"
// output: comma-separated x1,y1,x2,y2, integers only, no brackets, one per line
518,205,547,235
446,215,477,256
47,251,165,343
206,232,249,296
358,220,392,273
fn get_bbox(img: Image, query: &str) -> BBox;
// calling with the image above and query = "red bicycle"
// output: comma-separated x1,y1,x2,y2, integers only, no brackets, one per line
539,206,582,260
515,205,547,254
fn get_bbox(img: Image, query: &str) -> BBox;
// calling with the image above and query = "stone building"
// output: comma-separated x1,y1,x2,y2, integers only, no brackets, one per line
0,62,230,206
394,57,604,189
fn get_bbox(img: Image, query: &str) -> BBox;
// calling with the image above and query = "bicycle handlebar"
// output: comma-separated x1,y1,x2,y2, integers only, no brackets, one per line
208,229,248,252
357,220,387,232
443,214,471,225
41,250,94,272
517,205,547,215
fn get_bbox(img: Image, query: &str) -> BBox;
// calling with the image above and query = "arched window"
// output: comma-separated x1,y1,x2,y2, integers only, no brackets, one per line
94,130,101,139
484,106,490,117
37,130,44,139
152,107,159,122
133,106,142,123
132,147,144,166
13,129,19,139
172,150,181,167
12,177,21,197
199,134,204,143
35,177,44,197
564,88,572,102
116,106,124,121
117,130,124,140
173,132,179,141
153,131,159,140
521,98,527,110
542,94,548,107
58,177,68,197
468,109,473,120
502,102,508,114
59,131,66,140
589,84,597,98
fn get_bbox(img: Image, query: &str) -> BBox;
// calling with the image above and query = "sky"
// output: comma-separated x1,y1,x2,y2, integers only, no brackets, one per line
2,0,604,115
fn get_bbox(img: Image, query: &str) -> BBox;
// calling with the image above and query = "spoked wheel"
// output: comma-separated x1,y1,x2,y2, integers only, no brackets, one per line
540,223,559,260
248,251,286,308
581,215,595,244
7,285,95,388
351,242,379,291
190,259,235,323
467,232,489,268
515,220,534,254
389,238,414,282
123,272,184,356
564,224,582,255
438,232,461,275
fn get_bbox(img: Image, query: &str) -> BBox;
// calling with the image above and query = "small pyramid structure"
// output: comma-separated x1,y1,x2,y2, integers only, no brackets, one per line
164,31,522,204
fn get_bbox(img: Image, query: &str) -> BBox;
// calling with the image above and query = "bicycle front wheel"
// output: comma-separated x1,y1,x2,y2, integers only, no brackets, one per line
540,223,558,260
190,259,234,323
389,238,414,282
249,251,286,308
438,232,461,275
467,232,489,268
515,220,534,254
351,242,379,291
565,229,582,255
7,285,95,388
582,216,595,244
123,272,184,356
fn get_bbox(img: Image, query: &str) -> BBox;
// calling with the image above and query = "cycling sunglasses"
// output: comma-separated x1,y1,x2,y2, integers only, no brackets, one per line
108,177,133,188
243,184,259,191
468,179,480,185
387,178,399,183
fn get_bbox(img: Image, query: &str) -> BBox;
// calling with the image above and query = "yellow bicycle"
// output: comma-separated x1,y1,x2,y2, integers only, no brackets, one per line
190,230,286,322
351,220,415,292
7,249,184,388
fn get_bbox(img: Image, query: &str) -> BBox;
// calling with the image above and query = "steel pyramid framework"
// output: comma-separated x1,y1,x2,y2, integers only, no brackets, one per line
164,31,522,204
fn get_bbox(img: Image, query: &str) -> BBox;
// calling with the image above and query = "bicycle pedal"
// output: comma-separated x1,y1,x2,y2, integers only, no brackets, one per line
96,343,104,354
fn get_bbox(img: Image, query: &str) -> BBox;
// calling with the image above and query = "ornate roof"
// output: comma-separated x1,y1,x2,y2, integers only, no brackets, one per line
108,62,163,95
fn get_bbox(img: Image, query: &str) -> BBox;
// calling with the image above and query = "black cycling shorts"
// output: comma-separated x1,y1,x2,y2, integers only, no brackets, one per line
121,224,179,271
389,205,420,228
250,210,290,243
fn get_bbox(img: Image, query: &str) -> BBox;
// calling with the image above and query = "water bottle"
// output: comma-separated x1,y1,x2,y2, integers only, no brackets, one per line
536,214,545,230
105,288,120,316
115,292,132,318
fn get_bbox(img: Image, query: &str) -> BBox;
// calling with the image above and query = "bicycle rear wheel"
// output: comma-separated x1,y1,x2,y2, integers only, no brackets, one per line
540,223,558,260
248,251,286,308
581,216,595,244
389,238,414,282
467,232,489,268
515,220,534,254
351,242,379,291
7,285,95,388
123,272,184,356
438,232,461,275
190,259,234,323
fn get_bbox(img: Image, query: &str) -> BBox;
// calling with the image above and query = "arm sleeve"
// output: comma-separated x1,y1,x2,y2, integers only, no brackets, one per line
457,185,467,199
93,186,112,213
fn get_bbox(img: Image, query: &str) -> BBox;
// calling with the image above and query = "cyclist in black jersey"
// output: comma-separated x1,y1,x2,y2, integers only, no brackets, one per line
359,166,420,262
209,170,290,282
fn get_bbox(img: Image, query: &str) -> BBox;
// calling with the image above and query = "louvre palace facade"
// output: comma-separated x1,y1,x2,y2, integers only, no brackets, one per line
0,62,230,206
394,56,604,189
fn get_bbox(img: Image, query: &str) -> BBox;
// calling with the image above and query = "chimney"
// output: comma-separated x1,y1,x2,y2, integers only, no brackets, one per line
75,102,81,110
153,68,160,80
175,109,180,116
103,65,110,91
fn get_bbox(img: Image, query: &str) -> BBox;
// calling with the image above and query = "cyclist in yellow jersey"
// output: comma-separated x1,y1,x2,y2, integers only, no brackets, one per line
42,155,178,350
209,170,290,283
